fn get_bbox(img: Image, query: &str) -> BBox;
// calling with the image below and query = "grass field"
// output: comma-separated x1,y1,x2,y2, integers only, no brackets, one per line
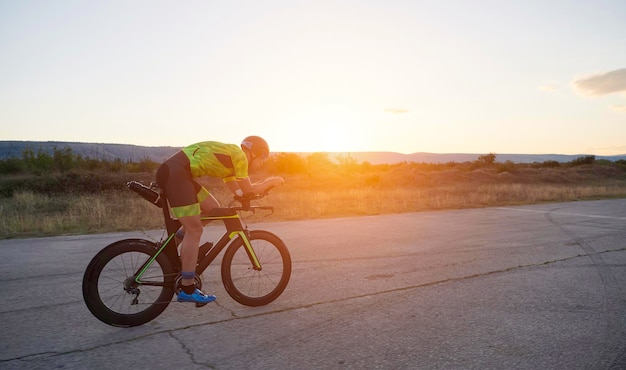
1,161,625,238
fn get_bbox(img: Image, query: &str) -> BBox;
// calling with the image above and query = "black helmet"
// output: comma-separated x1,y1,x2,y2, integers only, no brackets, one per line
241,136,269,159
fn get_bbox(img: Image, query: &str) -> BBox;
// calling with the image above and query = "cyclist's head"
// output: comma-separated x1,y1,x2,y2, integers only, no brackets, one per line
241,136,270,160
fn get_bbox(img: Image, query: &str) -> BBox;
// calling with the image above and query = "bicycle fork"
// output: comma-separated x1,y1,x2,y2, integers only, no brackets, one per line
231,231,262,271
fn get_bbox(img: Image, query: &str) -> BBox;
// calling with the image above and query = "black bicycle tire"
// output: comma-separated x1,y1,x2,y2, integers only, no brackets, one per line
221,230,291,306
82,239,176,327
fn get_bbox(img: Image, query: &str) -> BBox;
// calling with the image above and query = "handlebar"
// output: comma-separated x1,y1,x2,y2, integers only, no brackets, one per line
230,188,274,214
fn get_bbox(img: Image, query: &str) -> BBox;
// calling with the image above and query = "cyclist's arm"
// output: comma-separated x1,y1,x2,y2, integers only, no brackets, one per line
227,177,283,196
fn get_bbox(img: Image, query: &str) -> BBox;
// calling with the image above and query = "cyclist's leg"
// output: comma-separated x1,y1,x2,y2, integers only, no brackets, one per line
174,186,219,240
156,153,215,303
175,213,215,303
178,214,203,284
198,186,220,219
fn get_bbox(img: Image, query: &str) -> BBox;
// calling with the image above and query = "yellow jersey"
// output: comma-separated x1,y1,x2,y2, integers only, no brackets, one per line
181,141,248,182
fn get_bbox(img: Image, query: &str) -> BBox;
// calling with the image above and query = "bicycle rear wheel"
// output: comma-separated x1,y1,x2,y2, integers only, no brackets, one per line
221,230,291,306
82,239,176,327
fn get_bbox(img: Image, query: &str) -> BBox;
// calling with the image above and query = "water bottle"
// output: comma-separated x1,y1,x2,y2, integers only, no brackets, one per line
127,181,163,207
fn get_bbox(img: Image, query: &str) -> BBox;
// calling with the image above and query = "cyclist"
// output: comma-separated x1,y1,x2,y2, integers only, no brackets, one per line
156,136,284,304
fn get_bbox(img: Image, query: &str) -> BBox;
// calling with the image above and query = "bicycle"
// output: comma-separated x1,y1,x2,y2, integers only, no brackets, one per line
82,181,291,327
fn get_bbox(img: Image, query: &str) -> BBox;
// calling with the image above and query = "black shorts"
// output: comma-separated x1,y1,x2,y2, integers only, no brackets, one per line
156,151,208,218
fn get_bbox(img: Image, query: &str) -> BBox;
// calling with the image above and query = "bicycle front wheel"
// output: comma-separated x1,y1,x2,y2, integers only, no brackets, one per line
221,230,291,306
82,239,177,327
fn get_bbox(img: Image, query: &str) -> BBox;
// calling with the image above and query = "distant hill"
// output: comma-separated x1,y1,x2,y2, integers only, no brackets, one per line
1,141,625,164
0,141,180,163
334,152,626,164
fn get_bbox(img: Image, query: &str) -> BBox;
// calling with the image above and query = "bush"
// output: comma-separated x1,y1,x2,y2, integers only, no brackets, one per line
495,160,516,173
0,157,24,174
477,153,496,166
570,155,596,166
267,153,307,174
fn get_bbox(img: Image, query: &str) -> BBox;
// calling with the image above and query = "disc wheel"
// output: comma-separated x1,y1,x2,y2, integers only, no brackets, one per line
82,239,176,327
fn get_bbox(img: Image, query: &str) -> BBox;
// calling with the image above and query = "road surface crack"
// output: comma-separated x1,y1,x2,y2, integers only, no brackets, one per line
168,331,215,369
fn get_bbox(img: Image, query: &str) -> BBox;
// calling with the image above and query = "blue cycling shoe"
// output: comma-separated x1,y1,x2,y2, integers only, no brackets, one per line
177,288,217,304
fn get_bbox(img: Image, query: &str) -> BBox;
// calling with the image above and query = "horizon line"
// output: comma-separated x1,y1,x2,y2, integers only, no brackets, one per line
0,140,624,157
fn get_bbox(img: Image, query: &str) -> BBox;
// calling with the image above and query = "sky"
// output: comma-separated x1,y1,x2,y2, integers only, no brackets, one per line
1,0,625,155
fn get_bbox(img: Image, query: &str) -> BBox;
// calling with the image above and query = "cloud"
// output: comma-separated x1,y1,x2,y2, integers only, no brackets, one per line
573,68,626,96
611,104,626,112
384,108,410,114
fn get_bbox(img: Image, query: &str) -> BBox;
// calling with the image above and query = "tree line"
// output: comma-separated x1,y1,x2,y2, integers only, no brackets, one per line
0,146,609,177
0,147,159,175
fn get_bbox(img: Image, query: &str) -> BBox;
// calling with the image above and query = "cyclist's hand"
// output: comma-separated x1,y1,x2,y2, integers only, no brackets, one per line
257,177,283,192
262,177,283,195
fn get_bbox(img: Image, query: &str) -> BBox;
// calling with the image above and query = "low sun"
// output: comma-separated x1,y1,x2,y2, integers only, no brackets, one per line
279,99,372,152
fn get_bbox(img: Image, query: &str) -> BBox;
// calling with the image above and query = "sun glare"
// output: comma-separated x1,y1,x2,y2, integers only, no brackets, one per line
278,99,372,152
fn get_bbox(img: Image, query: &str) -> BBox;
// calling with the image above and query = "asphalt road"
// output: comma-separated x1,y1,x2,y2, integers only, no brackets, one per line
1,199,625,369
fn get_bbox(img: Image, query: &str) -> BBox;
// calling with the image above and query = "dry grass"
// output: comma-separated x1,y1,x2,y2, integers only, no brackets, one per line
0,191,163,237
262,182,626,221
1,165,626,238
